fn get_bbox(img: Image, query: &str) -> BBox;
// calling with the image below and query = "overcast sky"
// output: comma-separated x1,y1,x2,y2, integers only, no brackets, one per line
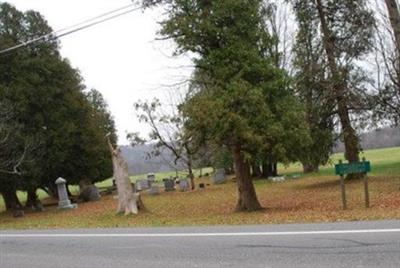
7,0,193,145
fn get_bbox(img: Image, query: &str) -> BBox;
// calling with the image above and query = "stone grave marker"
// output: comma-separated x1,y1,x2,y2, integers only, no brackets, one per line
270,176,285,182
79,185,101,202
55,177,77,210
164,178,175,192
149,185,160,195
136,179,150,191
147,173,156,182
179,179,190,192
212,169,226,184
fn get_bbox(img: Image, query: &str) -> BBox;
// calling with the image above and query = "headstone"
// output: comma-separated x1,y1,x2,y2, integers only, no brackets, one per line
147,173,156,182
136,179,150,191
179,179,190,192
212,169,226,184
149,185,160,195
34,201,44,212
135,180,142,191
79,185,101,202
164,179,175,192
270,176,285,182
13,210,24,218
55,177,77,210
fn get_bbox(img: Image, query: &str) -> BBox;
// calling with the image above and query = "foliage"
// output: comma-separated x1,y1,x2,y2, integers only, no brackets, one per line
290,0,375,167
292,1,336,170
140,0,311,210
0,3,116,209
370,0,400,126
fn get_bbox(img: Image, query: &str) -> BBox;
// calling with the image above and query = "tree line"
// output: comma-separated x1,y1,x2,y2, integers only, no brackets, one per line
2,1,400,214
0,3,117,212
135,0,400,211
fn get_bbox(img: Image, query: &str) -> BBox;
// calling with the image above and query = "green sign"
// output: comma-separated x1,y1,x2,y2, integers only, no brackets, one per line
335,161,371,175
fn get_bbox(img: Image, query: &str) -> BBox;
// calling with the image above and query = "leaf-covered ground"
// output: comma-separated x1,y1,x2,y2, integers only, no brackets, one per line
1,174,399,229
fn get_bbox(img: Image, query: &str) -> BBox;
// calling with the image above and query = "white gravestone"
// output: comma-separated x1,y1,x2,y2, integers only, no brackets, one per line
55,177,77,210
179,179,190,192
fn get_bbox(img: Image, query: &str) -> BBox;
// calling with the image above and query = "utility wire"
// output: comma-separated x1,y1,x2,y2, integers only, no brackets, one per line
55,6,142,39
0,3,142,55
55,2,138,35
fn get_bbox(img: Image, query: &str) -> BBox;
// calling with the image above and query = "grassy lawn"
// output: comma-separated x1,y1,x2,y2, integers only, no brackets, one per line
279,146,400,177
0,147,399,229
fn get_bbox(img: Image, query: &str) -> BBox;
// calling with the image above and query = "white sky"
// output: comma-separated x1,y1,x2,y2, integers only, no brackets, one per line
7,0,193,145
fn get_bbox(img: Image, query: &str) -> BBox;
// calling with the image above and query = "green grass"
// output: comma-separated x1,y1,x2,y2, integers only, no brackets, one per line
279,147,400,177
0,147,398,214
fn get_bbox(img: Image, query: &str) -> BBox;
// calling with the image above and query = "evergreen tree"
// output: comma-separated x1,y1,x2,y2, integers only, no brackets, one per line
292,1,336,172
142,0,309,211
291,0,375,178
0,3,117,210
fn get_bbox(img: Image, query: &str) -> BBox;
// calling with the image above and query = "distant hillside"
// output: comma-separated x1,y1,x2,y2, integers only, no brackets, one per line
120,127,399,175
334,127,400,152
120,144,185,176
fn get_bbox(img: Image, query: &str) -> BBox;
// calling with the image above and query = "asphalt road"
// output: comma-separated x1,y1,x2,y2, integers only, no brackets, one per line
1,220,400,268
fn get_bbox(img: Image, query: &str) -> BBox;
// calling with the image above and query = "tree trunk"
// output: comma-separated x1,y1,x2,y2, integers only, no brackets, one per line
272,162,278,176
384,0,400,104
25,188,44,212
251,161,262,178
302,163,319,173
108,138,141,215
385,0,400,55
315,0,360,176
47,183,59,199
1,190,22,211
233,144,262,212
262,161,274,178
187,156,195,190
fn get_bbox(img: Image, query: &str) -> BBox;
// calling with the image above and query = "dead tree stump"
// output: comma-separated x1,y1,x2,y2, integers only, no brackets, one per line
108,138,142,215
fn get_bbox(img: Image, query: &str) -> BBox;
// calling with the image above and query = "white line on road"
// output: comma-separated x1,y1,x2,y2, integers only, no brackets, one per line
1,229,400,238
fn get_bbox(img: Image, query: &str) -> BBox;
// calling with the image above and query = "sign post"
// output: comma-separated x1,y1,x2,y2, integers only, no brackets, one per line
338,160,347,210
362,158,370,208
335,159,371,210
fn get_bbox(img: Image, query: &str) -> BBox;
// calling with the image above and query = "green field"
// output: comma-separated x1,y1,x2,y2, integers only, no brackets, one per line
279,146,400,177
0,147,399,213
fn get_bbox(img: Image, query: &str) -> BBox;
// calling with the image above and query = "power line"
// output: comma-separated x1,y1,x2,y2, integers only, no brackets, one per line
55,2,138,35
55,6,142,39
0,3,142,55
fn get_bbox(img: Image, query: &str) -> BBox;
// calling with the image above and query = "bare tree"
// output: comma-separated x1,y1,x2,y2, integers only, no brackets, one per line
264,0,297,73
132,96,201,190
0,102,39,212
0,102,37,176
371,0,400,125
108,137,143,215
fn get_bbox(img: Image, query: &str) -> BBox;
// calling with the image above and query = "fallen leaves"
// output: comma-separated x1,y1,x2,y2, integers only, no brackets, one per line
1,175,400,229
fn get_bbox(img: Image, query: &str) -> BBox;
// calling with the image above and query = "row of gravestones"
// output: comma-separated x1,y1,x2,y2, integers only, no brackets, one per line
44,169,228,215
135,177,192,195
57,169,227,211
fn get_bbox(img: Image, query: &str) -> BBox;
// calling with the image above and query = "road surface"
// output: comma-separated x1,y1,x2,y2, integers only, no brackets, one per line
1,220,399,268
